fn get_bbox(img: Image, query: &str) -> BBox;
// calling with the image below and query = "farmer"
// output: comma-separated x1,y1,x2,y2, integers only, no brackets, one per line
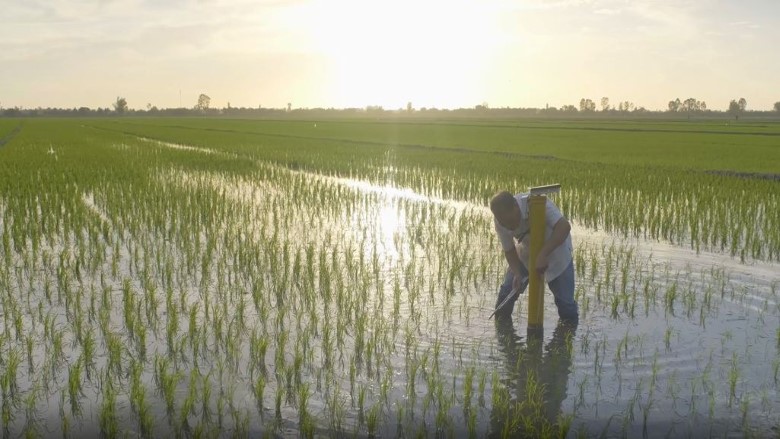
490,191,578,321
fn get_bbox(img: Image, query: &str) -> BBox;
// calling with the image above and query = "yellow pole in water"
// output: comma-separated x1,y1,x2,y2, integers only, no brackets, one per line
527,194,547,330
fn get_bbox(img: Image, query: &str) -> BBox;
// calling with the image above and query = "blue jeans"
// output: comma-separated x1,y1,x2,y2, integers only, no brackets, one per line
499,260,579,320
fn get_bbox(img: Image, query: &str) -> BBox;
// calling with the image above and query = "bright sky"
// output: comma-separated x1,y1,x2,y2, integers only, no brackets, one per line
2,0,779,111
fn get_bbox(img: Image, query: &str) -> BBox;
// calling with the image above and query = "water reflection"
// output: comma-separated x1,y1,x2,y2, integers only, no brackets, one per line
376,200,403,262
490,319,577,437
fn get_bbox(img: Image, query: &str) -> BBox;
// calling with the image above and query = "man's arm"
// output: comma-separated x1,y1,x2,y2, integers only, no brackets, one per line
535,217,571,275
504,247,524,279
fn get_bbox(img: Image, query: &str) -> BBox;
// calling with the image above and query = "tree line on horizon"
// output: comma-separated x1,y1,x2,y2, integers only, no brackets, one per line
2,94,780,118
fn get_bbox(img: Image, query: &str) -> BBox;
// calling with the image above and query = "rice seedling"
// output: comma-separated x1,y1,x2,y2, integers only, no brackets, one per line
0,118,776,437
728,353,740,408
99,372,118,439
272,382,284,423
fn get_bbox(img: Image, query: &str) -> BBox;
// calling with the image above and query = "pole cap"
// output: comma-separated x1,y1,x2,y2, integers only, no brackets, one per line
529,184,561,196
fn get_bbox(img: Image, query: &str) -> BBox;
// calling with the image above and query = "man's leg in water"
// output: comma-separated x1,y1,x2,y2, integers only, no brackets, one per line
547,261,578,321
495,263,529,318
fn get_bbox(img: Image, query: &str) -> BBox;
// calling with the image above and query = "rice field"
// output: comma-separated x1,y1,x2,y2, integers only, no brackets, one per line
0,117,778,438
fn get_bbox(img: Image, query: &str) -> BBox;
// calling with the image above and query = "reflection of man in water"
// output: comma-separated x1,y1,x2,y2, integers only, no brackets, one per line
490,191,578,322
491,319,577,437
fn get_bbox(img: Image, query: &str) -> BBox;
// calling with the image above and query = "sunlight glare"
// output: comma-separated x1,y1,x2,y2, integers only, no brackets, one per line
377,201,403,261
304,0,501,109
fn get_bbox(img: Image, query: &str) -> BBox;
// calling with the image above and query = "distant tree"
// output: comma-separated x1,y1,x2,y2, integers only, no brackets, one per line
196,94,211,111
113,97,128,114
774,101,780,112
600,97,609,111
667,98,683,112
680,98,706,113
738,97,747,112
560,105,578,113
3,107,22,117
407,102,413,113
579,98,596,112
618,101,634,112
287,103,292,112
728,99,743,120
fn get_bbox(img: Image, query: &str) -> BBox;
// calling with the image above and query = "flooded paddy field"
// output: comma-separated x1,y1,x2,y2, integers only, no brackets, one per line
0,118,778,438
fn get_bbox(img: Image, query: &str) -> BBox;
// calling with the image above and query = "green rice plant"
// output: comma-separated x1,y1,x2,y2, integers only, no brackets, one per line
327,383,346,433
201,372,213,422
1,348,21,399
253,375,265,415
740,393,750,433
99,373,118,439
0,392,12,436
610,294,620,319
67,360,83,416
728,353,739,408
463,366,474,412
60,400,71,439
664,281,678,315
180,369,199,430
274,385,284,420
105,331,123,377
366,402,380,438
284,366,295,405
349,361,356,404
50,327,65,366
477,370,487,408
357,385,367,419
298,383,314,438
24,335,35,376
664,328,673,352
153,355,181,417
22,381,40,432
216,393,226,429
122,278,136,338
231,408,250,437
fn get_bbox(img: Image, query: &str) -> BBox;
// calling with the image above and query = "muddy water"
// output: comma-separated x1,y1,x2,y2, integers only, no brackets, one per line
8,136,777,438
179,161,779,437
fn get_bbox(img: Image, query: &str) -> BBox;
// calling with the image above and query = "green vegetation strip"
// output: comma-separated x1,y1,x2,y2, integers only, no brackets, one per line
108,117,780,173
84,118,780,262
0,122,23,147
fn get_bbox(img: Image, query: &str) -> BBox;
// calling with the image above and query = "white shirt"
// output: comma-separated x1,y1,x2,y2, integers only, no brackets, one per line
494,193,573,282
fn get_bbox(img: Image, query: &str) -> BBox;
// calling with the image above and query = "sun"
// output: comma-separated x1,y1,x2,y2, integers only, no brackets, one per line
302,0,501,109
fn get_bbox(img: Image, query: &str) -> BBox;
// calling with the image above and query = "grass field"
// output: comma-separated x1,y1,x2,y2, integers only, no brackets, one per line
106,117,780,171
0,117,778,438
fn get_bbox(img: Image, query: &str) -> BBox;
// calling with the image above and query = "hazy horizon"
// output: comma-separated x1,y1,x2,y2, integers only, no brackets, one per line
2,0,779,112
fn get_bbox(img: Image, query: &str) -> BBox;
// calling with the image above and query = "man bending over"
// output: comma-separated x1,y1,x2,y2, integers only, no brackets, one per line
490,191,578,322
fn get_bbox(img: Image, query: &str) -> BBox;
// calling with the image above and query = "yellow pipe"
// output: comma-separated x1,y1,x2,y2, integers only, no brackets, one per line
527,194,547,329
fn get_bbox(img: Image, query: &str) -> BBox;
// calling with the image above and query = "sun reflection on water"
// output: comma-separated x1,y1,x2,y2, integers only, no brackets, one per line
376,200,404,262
